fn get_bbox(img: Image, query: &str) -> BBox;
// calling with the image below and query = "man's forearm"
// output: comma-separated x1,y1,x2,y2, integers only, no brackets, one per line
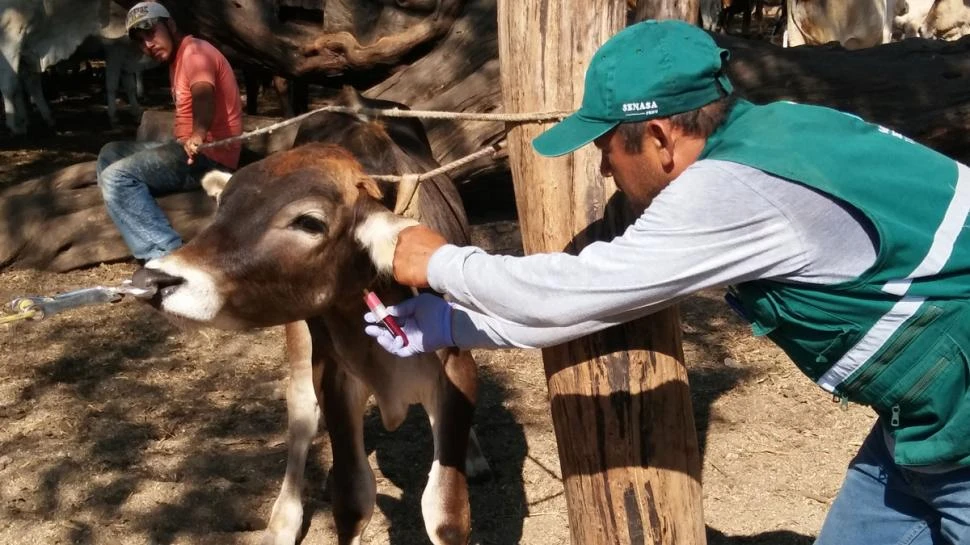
450,302,653,350
190,83,215,139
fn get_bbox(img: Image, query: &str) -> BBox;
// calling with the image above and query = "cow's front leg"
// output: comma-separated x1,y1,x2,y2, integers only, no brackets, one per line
324,359,375,545
262,321,322,545
421,349,478,545
0,76,25,134
20,66,53,129
0,27,27,134
465,428,491,483
122,70,144,121
103,42,123,126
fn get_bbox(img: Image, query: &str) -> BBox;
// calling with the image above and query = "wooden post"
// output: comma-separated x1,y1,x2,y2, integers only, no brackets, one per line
497,3,707,544
632,0,700,24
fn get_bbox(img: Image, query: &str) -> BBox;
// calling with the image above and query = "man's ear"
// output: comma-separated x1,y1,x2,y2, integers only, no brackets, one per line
200,170,232,204
646,119,675,168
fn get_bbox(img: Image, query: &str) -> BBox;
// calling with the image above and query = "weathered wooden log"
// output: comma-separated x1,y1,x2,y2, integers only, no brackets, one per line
500,1,706,544
0,161,214,271
144,0,467,78
366,0,505,179
717,33,970,164
0,114,297,272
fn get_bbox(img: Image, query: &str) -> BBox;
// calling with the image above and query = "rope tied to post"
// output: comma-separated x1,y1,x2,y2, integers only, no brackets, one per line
198,106,571,152
198,104,563,215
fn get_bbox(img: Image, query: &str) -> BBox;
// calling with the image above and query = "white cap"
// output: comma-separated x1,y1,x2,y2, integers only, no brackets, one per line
126,2,171,34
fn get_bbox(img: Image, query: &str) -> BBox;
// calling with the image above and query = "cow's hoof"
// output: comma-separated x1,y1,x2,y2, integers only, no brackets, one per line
465,456,493,484
259,529,301,545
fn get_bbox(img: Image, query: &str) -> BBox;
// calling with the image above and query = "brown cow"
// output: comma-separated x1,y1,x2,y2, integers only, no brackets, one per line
131,89,489,545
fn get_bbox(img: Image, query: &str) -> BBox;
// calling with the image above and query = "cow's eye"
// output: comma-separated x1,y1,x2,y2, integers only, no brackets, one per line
291,214,328,235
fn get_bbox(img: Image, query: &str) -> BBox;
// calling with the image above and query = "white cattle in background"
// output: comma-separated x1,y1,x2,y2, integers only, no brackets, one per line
784,0,897,48
0,0,153,134
894,0,935,37
102,36,156,126
920,0,970,39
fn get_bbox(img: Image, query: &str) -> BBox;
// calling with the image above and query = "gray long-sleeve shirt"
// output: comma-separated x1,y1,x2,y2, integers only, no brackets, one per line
429,159,879,349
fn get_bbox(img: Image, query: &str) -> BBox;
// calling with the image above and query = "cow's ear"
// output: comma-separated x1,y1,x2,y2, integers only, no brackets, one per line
356,176,384,201
201,170,233,202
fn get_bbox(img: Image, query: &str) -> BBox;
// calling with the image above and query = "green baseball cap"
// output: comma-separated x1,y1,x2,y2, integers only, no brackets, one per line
532,20,733,157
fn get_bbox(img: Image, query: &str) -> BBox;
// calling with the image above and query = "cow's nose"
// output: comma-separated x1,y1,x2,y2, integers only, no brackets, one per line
131,267,185,298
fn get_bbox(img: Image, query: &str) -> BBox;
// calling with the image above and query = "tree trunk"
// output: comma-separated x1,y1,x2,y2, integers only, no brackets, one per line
365,0,506,180
499,2,706,544
632,0,700,24
148,0,469,78
717,34,970,164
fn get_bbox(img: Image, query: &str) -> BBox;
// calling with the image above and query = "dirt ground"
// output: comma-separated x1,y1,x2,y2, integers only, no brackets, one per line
0,73,876,545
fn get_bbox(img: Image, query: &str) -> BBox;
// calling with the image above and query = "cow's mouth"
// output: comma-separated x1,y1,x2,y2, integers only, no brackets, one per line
130,258,226,324
131,267,184,305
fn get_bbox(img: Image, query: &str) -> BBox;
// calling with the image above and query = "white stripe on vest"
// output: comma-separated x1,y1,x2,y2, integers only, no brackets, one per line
817,163,970,392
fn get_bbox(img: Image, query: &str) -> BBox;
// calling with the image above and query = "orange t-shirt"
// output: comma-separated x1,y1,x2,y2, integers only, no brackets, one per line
169,36,243,169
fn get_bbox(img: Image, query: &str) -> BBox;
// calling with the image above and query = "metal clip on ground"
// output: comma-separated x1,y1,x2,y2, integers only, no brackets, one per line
1,281,156,324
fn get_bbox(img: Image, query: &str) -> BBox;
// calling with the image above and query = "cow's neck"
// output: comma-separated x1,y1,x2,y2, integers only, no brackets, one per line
318,276,410,329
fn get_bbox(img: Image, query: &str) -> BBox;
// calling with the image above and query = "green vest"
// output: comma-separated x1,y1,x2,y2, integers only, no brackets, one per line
700,99,970,466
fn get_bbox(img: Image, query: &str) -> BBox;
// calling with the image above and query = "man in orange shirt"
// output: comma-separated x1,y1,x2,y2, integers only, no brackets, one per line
97,1,243,261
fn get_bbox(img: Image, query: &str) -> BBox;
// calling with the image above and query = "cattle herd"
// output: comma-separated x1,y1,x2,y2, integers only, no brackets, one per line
0,0,157,134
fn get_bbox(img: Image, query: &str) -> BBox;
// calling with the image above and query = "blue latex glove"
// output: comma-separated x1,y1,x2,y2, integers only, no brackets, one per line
364,293,455,357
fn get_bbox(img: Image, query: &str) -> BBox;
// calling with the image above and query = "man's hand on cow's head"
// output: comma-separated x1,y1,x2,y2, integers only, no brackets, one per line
393,225,448,288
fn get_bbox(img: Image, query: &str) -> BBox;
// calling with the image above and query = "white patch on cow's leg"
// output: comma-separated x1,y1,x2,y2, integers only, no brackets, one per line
420,378,473,545
145,255,224,322
421,460,471,545
353,211,420,275
263,322,320,545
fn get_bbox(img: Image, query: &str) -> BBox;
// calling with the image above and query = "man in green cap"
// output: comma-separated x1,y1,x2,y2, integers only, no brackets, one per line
364,19,970,544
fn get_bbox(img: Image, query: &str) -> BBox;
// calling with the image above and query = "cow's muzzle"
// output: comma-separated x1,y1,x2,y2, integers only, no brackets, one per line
131,267,185,303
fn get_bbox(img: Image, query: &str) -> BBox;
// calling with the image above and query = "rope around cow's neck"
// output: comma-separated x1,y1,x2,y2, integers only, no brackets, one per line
198,105,569,184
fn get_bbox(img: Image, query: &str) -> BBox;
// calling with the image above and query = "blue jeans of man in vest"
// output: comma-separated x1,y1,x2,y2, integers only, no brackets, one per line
97,140,222,261
815,420,970,545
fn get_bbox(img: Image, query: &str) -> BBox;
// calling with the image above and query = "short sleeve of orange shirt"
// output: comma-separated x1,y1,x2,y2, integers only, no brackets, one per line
169,36,243,169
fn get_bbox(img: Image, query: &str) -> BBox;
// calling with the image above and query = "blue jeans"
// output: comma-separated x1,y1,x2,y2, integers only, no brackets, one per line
96,140,222,260
816,421,970,545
